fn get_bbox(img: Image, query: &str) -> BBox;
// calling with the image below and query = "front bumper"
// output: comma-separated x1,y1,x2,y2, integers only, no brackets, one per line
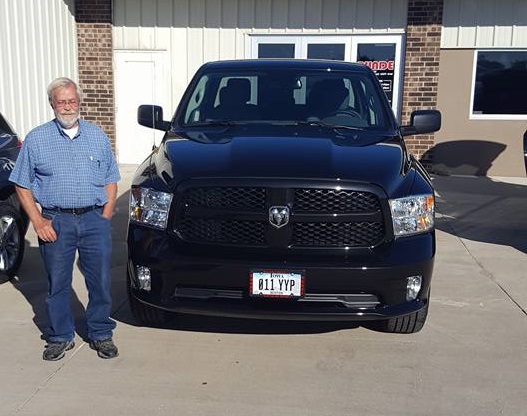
127,226,435,322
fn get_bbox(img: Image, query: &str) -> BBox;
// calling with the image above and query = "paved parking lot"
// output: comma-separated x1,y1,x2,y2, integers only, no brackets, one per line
1,165,526,416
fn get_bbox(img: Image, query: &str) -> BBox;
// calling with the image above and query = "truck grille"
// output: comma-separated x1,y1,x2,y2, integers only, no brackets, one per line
178,218,266,245
175,186,385,248
294,189,380,213
183,187,266,210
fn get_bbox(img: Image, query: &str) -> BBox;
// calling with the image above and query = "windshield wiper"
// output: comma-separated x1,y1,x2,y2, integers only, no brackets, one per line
296,120,366,132
187,119,236,127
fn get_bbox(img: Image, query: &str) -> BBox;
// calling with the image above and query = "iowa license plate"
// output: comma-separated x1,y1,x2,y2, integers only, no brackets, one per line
249,270,304,298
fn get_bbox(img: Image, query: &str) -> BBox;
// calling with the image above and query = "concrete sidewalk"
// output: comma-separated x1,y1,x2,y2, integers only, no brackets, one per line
0,167,525,416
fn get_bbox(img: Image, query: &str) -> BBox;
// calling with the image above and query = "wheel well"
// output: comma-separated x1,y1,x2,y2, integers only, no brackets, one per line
0,187,29,231
0,184,16,201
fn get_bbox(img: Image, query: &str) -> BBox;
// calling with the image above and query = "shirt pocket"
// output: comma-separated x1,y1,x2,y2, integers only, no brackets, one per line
88,155,108,186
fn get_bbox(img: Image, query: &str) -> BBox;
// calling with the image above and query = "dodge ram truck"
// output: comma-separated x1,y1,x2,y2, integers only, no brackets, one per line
127,59,441,333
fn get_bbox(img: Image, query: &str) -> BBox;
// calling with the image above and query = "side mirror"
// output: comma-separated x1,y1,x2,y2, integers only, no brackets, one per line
137,105,171,131
400,110,441,136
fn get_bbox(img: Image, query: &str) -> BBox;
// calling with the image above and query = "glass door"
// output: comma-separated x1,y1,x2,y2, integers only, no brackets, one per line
351,35,404,118
250,35,403,118
250,36,350,61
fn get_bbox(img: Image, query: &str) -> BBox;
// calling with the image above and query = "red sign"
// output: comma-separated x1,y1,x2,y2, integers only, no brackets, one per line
358,60,394,71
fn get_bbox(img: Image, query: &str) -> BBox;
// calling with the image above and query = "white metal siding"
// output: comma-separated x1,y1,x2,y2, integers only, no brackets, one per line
0,0,77,139
113,0,407,108
442,0,527,48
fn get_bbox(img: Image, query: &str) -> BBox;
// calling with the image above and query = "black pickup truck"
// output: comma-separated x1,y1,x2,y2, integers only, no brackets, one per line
127,59,441,333
0,112,28,278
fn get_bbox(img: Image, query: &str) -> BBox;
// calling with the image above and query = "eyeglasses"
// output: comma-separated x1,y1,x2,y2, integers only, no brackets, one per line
54,99,79,107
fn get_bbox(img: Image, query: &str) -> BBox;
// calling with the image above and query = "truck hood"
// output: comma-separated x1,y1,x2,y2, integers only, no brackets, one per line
154,126,410,194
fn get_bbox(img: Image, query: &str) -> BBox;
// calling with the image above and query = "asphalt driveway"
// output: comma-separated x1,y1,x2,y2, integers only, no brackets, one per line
1,165,525,416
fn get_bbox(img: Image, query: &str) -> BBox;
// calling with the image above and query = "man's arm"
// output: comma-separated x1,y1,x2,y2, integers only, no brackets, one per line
101,182,118,219
15,186,57,242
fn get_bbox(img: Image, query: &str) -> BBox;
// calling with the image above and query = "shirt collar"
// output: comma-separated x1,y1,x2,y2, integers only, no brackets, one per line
53,118,82,139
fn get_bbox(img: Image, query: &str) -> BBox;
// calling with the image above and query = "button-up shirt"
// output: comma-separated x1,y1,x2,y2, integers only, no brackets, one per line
9,119,121,209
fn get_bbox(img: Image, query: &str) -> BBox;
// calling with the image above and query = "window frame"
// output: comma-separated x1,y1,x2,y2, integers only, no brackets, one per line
469,49,527,120
248,34,403,119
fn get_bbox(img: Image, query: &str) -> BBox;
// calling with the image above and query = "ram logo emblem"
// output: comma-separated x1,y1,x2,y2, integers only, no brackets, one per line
269,206,290,229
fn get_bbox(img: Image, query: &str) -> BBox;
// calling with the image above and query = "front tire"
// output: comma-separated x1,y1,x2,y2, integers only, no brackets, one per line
377,300,429,334
0,201,26,279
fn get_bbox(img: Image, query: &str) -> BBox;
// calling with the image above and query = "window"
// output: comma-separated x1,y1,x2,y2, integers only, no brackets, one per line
179,67,388,130
307,44,345,60
250,35,403,118
472,50,527,118
258,44,295,58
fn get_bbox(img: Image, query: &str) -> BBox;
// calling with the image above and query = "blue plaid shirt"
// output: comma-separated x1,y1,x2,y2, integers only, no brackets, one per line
9,119,121,209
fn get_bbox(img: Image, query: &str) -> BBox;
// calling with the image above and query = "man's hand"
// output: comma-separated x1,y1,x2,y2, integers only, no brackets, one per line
33,216,57,242
15,186,58,243
102,183,118,220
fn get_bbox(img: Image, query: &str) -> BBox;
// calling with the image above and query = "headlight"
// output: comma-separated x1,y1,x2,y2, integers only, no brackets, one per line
130,187,173,229
389,194,434,236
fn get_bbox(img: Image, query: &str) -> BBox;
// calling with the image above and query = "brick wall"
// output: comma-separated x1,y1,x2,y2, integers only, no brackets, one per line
402,0,443,169
74,0,115,149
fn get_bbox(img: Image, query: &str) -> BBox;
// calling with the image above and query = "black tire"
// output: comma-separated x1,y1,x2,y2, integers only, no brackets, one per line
377,300,429,334
0,201,26,279
127,271,170,326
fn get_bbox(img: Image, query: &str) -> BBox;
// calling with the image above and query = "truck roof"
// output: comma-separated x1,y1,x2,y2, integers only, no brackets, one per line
199,59,371,73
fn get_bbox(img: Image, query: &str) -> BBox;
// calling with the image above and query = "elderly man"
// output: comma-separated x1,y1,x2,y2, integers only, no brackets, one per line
10,77,121,360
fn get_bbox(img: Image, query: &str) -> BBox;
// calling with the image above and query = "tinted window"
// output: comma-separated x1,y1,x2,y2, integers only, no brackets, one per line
307,44,345,60
258,44,295,58
473,51,527,115
180,68,389,130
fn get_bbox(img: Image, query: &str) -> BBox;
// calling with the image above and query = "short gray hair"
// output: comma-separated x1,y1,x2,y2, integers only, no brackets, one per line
47,77,82,103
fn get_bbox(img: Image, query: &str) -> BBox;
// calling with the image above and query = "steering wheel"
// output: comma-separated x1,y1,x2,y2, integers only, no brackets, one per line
330,109,362,118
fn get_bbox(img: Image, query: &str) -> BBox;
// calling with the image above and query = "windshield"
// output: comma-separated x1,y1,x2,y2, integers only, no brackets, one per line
179,68,391,130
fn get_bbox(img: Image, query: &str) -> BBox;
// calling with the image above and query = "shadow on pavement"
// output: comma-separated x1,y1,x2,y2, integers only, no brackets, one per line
6,241,89,341
421,140,506,176
433,175,527,253
115,305,362,335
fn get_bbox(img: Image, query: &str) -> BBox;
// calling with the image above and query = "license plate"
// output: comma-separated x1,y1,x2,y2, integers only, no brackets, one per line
249,270,304,298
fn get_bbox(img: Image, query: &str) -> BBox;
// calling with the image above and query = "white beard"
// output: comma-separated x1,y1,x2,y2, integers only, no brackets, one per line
56,112,79,129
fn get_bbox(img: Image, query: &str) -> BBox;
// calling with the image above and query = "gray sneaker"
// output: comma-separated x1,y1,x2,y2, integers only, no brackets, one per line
43,340,75,361
89,338,119,359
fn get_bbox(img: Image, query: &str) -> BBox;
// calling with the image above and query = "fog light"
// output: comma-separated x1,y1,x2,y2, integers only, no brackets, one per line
406,275,422,301
136,266,152,292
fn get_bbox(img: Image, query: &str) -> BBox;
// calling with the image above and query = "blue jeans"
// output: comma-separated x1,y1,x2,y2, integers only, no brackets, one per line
40,208,116,342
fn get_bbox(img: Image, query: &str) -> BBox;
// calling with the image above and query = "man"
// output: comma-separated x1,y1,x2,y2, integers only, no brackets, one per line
9,77,121,360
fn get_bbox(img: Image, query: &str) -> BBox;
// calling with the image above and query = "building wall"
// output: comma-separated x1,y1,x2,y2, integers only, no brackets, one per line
113,0,408,111
435,49,525,176
401,0,443,165
0,0,77,139
75,0,115,147
435,0,527,176
442,0,527,48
